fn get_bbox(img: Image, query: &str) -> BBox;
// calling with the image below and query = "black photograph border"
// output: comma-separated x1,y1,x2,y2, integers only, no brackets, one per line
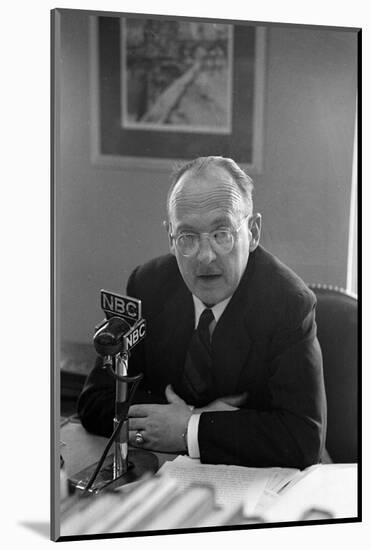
51,7,362,543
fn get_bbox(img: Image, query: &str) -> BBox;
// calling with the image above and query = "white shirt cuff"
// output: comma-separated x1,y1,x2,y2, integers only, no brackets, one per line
187,413,201,458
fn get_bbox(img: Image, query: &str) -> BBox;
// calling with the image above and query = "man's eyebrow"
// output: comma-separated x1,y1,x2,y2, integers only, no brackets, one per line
176,223,196,233
176,216,233,233
211,216,233,227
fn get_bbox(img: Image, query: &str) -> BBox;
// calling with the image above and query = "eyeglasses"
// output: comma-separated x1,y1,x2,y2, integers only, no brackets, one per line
170,215,250,257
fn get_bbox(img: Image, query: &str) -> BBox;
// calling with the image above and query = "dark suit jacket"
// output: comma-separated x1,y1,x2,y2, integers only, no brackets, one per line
78,246,327,469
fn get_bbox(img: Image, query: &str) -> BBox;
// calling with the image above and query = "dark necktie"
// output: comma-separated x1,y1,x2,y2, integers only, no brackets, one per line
181,308,215,407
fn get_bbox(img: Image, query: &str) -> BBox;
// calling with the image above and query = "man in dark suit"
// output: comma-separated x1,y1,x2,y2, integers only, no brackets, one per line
78,156,327,469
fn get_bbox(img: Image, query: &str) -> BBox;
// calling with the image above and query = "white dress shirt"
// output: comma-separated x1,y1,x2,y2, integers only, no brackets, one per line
186,295,231,458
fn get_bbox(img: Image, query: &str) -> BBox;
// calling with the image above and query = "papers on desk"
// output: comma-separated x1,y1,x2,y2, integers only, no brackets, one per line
60,461,358,536
158,456,300,516
261,463,358,523
60,461,299,536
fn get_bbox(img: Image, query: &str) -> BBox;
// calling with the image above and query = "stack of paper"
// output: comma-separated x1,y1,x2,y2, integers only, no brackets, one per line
261,463,358,522
158,456,300,517
61,459,352,535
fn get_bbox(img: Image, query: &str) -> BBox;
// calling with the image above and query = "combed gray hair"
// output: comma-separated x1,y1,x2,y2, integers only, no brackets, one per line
166,156,254,219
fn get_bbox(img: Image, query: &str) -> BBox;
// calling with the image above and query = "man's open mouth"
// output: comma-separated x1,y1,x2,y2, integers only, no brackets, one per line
198,274,221,282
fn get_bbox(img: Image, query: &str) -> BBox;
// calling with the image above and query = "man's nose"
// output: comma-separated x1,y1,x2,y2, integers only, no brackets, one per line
197,235,216,264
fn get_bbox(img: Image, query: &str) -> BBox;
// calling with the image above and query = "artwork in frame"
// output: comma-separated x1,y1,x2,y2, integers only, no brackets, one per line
121,19,234,134
93,14,265,172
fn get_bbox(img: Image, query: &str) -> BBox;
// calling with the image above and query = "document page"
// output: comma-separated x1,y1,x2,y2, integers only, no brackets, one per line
159,456,295,514
262,463,358,522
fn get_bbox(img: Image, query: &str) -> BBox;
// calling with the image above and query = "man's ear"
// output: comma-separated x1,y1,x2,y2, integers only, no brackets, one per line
164,220,176,255
248,213,262,252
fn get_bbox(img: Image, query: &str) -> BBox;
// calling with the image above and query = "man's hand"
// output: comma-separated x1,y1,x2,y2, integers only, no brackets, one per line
128,385,193,453
193,392,248,413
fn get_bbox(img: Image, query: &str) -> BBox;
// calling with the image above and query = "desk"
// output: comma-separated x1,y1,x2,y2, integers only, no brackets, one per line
59,419,358,536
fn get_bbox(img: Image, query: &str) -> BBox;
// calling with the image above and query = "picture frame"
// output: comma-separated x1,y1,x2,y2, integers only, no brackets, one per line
91,14,266,173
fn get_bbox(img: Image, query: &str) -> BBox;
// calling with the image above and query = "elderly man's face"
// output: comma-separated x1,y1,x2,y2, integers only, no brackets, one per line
168,165,260,306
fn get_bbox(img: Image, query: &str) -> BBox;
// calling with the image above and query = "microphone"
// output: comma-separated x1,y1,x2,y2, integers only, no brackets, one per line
93,293,146,481
72,290,156,494
93,316,132,358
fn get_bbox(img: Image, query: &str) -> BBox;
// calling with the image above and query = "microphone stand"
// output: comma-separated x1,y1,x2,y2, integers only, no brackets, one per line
70,317,158,495
113,348,129,478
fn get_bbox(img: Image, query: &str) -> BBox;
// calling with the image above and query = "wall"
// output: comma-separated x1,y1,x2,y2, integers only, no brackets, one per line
56,12,357,345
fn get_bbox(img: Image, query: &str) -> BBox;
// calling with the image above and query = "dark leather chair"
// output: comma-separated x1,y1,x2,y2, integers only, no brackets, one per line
309,284,358,463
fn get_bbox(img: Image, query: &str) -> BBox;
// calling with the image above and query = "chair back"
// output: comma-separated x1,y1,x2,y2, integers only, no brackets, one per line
309,285,358,463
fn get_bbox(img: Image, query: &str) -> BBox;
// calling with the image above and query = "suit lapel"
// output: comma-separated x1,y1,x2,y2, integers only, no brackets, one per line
148,282,194,385
212,297,252,396
211,252,257,396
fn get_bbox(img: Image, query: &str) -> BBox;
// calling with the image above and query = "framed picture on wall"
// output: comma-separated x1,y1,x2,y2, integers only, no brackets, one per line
121,19,234,134
91,14,266,172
